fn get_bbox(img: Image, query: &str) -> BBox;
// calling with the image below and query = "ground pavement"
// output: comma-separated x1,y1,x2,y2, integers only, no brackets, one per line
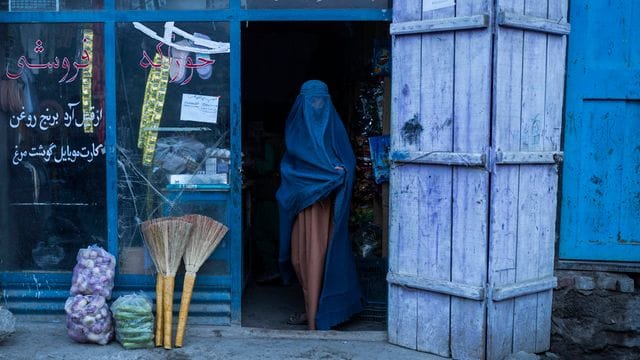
0,318,443,360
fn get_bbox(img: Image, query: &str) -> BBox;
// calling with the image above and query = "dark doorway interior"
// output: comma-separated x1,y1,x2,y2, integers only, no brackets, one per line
241,21,390,331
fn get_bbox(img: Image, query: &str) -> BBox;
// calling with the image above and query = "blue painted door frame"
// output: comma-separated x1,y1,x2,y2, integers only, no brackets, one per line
560,0,640,262
0,2,391,321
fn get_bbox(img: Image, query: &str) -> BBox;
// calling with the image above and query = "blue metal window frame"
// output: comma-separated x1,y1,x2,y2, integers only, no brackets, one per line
0,1,391,322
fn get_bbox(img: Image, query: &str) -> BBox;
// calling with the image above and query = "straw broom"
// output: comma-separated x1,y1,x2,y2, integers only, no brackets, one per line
161,217,192,349
140,218,168,347
175,215,228,347
141,217,193,349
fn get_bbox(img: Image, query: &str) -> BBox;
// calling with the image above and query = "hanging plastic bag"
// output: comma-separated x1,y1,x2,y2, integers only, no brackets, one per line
110,293,155,349
70,245,116,299
65,294,114,345
153,136,206,174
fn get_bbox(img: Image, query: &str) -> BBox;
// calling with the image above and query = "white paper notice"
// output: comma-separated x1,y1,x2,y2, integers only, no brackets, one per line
180,94,219,123
423,0,455,12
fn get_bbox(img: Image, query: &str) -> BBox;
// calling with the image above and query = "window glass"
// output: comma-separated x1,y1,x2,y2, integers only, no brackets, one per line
116,22,230,275
0,0,103,11
0,23,106,271
117,0,227,10
242,0,390,9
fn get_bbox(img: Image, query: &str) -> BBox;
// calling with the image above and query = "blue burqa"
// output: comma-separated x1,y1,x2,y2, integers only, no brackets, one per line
276,80,363,330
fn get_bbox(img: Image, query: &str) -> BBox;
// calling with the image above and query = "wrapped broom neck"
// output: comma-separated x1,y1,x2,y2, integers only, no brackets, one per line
139,218,169,348
175,214,228,347
140,217,193,350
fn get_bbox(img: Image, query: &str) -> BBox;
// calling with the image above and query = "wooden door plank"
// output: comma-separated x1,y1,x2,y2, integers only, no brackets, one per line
415,4,455,356
388,0,423,349
390,14,489,35
497,11,570,35
535,1,567,352
544,1,568,153
519,1,547,153
513,0,548,353
533,166,558,352
417,5,454,153
488,166,519,360
390,166,422,349
514,165,557,353
450,0,491,358
488,0,524,357
388,272,483,300
451,169,488,360
415,166,453,356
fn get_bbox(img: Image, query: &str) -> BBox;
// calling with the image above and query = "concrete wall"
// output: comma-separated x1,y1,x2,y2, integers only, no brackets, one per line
551,270,640,359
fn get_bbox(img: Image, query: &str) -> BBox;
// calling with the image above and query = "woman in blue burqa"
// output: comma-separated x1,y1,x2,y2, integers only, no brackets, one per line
276,80,363,330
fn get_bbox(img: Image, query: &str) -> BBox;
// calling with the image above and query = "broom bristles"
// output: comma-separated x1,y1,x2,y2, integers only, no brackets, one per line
163,218,193,276
140,218,169,274
181,214,229,274
140,217,193,275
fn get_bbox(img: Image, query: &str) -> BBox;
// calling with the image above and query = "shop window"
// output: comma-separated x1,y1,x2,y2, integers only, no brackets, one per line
116,0,227,10
116,21,230,275
0,0,103,11
0,23,106,271
242,0,390,9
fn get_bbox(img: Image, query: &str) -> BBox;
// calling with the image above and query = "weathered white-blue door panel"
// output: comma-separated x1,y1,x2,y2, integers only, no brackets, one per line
389,165,453,353
560,0,640,262
451,169,489,359
514,166,557,351
488,0,567,356
389,0,566,358
450,1,492,353
388,0,491,358
535,1,568,352
489,165,559,357
388,0,434,353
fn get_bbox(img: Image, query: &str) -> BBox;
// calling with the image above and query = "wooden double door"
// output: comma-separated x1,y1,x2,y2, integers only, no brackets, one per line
387,1,569,358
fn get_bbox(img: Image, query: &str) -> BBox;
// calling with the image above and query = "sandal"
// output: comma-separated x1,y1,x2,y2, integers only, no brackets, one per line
286,312,308,325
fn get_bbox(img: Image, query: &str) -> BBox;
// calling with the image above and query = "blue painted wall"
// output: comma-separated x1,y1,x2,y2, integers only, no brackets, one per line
560,0,640,262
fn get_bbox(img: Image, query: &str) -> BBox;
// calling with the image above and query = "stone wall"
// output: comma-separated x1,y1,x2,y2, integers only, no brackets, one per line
551,270,640,359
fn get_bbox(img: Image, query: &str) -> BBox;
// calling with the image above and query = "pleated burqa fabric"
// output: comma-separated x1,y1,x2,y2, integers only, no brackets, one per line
276,80,362,330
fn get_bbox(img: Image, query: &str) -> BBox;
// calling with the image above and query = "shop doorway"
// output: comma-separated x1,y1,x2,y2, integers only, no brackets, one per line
241,21,390,331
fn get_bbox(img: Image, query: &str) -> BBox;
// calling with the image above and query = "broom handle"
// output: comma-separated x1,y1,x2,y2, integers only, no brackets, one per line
155,275,164,347
175,272,196,347
163,275,175,349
